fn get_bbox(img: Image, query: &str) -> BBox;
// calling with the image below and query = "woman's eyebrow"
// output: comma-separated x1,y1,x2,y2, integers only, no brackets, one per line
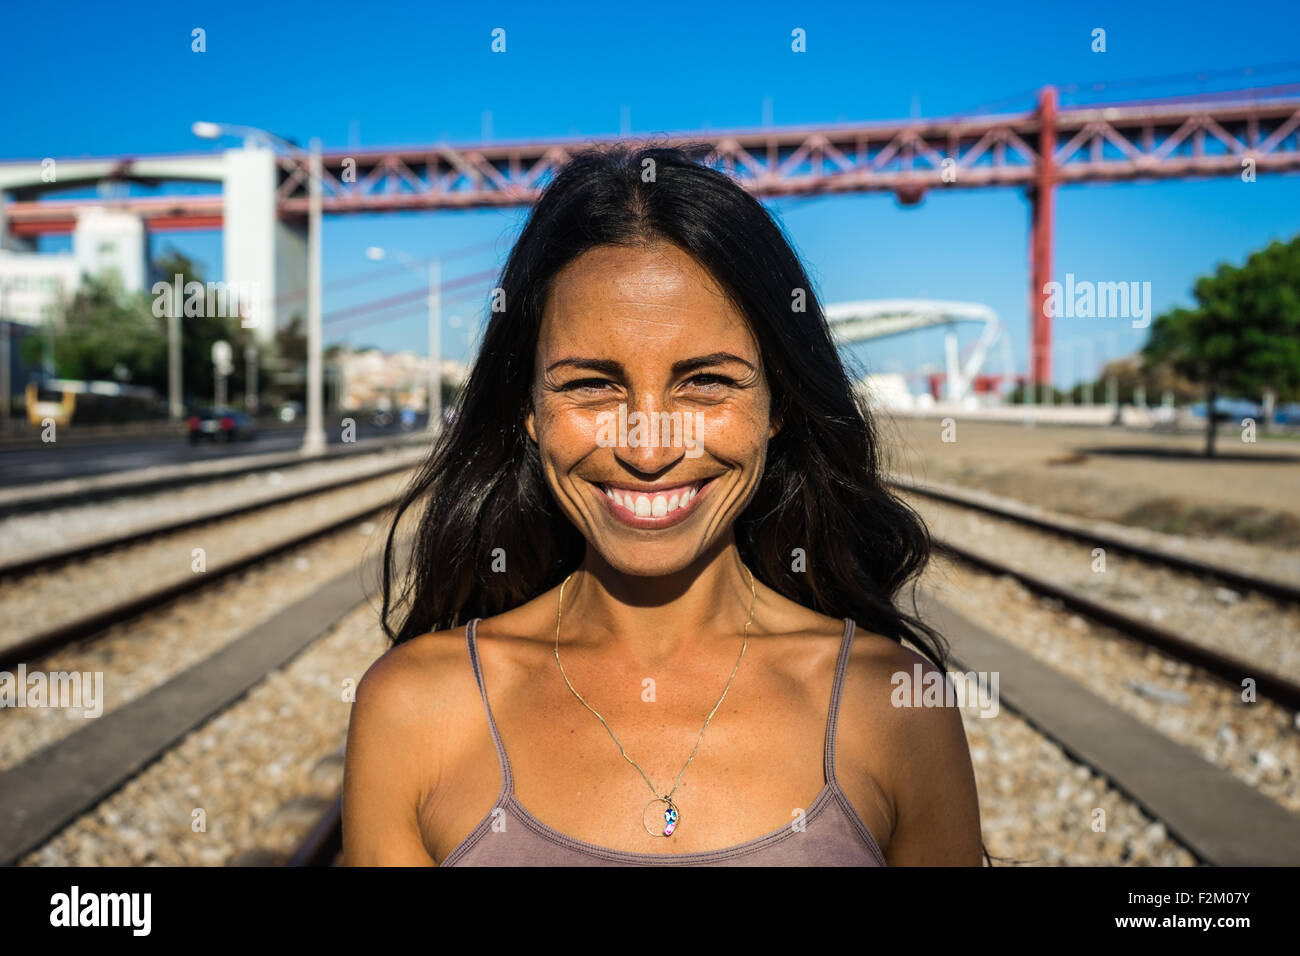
672,352,756,374
545,352,755,375
546,357,622,375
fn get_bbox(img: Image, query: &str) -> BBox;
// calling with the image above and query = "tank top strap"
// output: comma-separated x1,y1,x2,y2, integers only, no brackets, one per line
465,618,515,796
824,618,857,786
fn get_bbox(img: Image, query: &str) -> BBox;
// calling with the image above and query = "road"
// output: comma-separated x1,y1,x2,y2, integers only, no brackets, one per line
0,422,421,487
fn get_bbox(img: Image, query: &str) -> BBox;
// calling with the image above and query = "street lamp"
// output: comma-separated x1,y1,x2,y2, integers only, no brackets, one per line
192,120,327,456
363,246,441,434
191,121,297,153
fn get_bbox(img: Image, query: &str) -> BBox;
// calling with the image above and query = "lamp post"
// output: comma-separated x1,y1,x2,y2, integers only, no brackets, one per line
244,343,258,414
168,281,182,420
364,246,442,433
192,121,327,455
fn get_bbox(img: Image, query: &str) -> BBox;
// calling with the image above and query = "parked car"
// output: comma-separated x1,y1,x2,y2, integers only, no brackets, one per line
1187,397,1261,424
188,408,258,443
1273,404,1300,426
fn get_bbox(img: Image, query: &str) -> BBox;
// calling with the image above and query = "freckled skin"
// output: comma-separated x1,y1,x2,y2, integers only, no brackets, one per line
525,241,778,579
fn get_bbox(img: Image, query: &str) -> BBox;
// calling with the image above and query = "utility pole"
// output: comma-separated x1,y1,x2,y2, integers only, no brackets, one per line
1083,339,1095,405
367,245,443,434
301,137,327,455
212,340,232,409
169,281,182,419
428,257,441,432
245,344,258,414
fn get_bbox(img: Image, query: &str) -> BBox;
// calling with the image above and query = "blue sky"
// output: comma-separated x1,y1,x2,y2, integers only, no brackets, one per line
3,0,1299,388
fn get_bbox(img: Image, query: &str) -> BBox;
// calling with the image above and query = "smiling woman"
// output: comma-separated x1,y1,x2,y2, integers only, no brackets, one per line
342,143,987,867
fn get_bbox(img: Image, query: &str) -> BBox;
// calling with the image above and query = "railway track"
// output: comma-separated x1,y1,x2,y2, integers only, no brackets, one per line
0,432,428,520
0,454,418,581
928,537,1300,710
287,794,344,867
891,475,1300,710
889,474,1300,605
0,460,419,669
0,449,419,865
0,546,393,866
918,588,1300,867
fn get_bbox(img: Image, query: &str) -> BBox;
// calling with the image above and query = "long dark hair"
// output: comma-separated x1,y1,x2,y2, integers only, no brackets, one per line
381,142,995,865
381,141,949,669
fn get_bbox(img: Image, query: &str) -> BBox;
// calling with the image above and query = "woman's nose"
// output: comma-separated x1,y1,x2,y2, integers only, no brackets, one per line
610,401,687,474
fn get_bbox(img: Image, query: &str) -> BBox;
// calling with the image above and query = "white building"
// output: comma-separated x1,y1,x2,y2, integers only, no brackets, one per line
72,208,149,293
0,250,80,325
0,208,149,327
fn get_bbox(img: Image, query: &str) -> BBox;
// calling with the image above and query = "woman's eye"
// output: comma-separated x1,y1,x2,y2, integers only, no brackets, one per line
562,379,616,393
685,373,734,390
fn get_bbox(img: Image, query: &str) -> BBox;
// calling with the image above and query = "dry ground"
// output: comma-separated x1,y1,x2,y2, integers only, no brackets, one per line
879,416,1300,549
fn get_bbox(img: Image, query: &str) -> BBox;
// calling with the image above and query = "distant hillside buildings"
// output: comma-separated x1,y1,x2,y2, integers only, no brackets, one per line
335,347,468,412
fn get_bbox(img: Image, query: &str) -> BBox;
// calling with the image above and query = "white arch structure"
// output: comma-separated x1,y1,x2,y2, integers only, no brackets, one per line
823,299,1009,404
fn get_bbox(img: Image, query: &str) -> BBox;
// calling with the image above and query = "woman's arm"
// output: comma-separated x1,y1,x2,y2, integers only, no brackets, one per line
883,676,984,866
342,648,440,866
853,640,985,866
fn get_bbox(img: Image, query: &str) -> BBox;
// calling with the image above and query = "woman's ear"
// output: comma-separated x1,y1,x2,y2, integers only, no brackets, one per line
525,405,538,444
769,410,782,440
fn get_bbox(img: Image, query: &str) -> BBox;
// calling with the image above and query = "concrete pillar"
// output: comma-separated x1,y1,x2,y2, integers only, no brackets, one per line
276,217,307,332
223,146,307,343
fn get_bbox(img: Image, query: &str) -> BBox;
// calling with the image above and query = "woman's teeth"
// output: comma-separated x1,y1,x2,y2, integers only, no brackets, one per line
603,483,701,517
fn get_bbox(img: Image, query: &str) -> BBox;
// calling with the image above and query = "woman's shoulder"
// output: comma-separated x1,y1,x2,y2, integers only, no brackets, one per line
838,623,974,821
343,624,491,865
842,625,962,742
845,625,945,690
841,624,983,863
352,623,484,737
355,595,558,710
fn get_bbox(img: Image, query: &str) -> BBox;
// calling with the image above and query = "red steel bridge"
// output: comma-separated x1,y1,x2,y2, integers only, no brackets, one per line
5,83,1300,383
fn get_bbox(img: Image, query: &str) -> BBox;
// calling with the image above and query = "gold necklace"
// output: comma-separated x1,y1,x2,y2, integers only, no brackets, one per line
552,565,757,839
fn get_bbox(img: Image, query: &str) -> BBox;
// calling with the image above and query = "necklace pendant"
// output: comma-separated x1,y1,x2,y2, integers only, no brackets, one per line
643,797,680,838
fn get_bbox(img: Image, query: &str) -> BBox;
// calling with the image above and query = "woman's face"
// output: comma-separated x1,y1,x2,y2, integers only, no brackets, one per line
526,241,778,577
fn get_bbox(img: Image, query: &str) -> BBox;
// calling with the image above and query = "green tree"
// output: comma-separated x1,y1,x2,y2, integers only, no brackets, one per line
1090,356,1200,405
1142,235,1300,456
1006,381,1069,404
154,249,260,409
265,313,306,406
21,273,166,388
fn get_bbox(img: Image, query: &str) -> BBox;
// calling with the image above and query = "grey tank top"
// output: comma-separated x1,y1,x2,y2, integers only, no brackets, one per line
440,616,888,866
